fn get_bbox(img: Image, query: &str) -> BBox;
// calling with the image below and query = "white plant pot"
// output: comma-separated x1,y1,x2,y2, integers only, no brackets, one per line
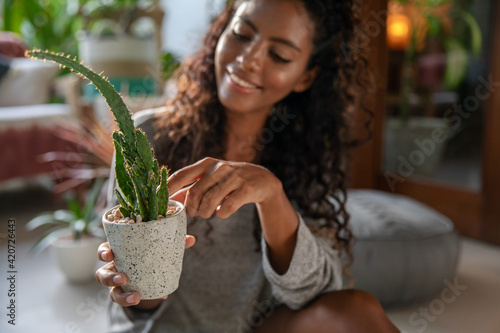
102,201,187,300
50,235,104,284
384,116,449,177
78,34,157,77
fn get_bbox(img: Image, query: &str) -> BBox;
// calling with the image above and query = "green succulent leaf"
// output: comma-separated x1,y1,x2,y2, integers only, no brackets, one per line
26,48,169,223
29,227,69,256
113,132,135,204
136,129,154,172
26,212,72,231
157,167,169,216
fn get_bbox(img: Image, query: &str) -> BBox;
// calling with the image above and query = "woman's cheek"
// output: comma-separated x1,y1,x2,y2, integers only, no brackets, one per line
267,69,301,95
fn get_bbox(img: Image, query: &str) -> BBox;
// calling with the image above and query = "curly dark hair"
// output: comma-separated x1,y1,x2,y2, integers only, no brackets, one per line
152,0,372,282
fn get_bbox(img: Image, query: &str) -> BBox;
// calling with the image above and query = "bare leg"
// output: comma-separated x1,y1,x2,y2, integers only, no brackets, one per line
253,290,400,333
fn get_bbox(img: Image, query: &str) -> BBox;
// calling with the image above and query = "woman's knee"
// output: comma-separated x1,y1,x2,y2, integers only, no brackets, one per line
305,290,399,332
256,290,399,333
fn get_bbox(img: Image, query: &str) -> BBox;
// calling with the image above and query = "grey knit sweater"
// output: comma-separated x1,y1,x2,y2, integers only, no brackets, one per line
107,109,343,333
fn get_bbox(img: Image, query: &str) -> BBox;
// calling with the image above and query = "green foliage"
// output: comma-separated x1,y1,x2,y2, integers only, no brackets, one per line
26,178,105,255
160,52,181,81
27,48,169,222
1,0,85,55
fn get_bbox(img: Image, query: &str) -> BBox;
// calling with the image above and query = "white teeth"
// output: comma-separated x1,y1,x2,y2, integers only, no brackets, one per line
229,72,257,89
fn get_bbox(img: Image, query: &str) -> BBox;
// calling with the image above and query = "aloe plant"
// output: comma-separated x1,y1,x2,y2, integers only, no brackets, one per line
26,48,169,222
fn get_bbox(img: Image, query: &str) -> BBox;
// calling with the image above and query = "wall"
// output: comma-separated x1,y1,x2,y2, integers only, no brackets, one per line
160,0,226,59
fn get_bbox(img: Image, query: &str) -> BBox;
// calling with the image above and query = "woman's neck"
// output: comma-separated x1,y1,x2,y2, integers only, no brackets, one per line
224,109,271,163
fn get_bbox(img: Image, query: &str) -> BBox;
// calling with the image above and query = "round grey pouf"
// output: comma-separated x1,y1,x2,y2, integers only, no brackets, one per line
345,189,461,309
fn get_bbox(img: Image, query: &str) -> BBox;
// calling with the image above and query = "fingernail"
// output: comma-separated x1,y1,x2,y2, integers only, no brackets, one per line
102,250,109,260
113,275,123,284
126,295,137,304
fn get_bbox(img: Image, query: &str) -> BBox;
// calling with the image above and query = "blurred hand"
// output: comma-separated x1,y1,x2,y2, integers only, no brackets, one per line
95,236,196,308
168,157,282,219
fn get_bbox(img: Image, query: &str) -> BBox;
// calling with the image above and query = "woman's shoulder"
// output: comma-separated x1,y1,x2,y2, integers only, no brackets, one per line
132,106,168,127
132,106,174,138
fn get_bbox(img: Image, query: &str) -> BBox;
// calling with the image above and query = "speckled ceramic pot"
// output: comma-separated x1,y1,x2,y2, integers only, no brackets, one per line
102,200,187,300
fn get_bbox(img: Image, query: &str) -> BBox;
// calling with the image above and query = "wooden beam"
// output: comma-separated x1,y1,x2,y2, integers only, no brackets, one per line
481,1,500,245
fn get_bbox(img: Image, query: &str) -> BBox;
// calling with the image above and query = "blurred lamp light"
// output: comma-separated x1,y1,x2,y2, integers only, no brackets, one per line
387,13,411,50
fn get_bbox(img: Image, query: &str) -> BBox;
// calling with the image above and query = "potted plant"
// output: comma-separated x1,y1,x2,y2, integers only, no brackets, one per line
26,48,188,299
26,179,106,284
384,0,482,177
77,0,163,99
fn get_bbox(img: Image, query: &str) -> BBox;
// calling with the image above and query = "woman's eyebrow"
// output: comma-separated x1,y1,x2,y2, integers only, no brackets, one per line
236,16,302,53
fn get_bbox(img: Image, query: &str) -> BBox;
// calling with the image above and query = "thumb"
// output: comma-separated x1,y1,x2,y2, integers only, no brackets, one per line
169,186,190,204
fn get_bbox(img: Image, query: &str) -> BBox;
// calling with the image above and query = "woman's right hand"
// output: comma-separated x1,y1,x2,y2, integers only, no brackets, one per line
95,235,196,309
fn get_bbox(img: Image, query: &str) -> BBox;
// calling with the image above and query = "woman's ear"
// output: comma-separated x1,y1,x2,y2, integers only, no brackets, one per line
292,66,320,93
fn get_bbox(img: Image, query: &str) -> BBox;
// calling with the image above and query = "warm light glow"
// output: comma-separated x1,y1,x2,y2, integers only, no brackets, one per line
387,13,412,50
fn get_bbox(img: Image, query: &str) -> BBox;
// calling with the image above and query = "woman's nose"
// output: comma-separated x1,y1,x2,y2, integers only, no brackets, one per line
236,43,263,73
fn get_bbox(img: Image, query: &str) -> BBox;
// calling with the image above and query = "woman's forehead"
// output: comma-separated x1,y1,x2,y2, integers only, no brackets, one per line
232,0,316,43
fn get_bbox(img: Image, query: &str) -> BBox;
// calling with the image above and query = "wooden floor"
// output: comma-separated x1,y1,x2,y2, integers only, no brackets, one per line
1,185,499,333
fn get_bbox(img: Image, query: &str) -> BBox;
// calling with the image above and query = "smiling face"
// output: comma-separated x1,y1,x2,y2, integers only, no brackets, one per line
214,0,318,117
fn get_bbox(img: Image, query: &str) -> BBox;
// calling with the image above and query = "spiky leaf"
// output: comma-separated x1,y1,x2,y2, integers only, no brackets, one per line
26,49,136,149
157,167,169,216
136,129,154,172
113,132,135,204
148,172,158,221
133,182,148,221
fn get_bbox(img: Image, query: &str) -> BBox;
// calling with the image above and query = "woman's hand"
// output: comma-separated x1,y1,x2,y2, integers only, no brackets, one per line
168,157,299,274
167,157,283,219
95,236,196,309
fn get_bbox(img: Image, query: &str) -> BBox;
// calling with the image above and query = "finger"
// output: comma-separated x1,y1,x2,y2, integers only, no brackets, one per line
109,286,141,307
185,235,196,249
184,163,235,217
95,261,128,287
97,242,113,262
197,172,241,219
169,186,190,204
216,188,249,219
167,157,217,195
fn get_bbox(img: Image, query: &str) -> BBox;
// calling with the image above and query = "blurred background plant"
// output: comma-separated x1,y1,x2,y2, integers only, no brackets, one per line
37,111,114,197
1,0,84,55
387,0,482,123
26,177,106,254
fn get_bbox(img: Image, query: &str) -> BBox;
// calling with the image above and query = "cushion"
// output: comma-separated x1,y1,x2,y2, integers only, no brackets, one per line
346,189,460,308
0,58,59,107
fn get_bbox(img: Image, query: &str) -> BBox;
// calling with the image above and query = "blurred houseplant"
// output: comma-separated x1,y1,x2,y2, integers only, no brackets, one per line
26,178,106,283
1,0,83,55
78,0,164,99
27,48,187,299
26,112,114,283
384,0,482,177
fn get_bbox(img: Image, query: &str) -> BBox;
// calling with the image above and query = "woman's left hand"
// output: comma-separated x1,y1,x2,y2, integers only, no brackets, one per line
167,157,282,219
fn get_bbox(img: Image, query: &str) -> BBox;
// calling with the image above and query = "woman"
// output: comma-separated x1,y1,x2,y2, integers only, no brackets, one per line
96,0,400,332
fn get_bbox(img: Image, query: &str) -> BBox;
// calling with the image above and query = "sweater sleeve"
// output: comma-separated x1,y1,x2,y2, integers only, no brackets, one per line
261,213,343,310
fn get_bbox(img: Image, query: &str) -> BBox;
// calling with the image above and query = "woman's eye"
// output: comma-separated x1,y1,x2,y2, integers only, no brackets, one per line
270,52,290,63
232,30,250,41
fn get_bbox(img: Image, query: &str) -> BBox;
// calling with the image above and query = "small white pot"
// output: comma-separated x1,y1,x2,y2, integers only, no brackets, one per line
384,116,449,177
50,235,103,284
102,201,187,300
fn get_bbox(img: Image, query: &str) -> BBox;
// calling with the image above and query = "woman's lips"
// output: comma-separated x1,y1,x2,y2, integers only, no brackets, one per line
226,70,261,93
